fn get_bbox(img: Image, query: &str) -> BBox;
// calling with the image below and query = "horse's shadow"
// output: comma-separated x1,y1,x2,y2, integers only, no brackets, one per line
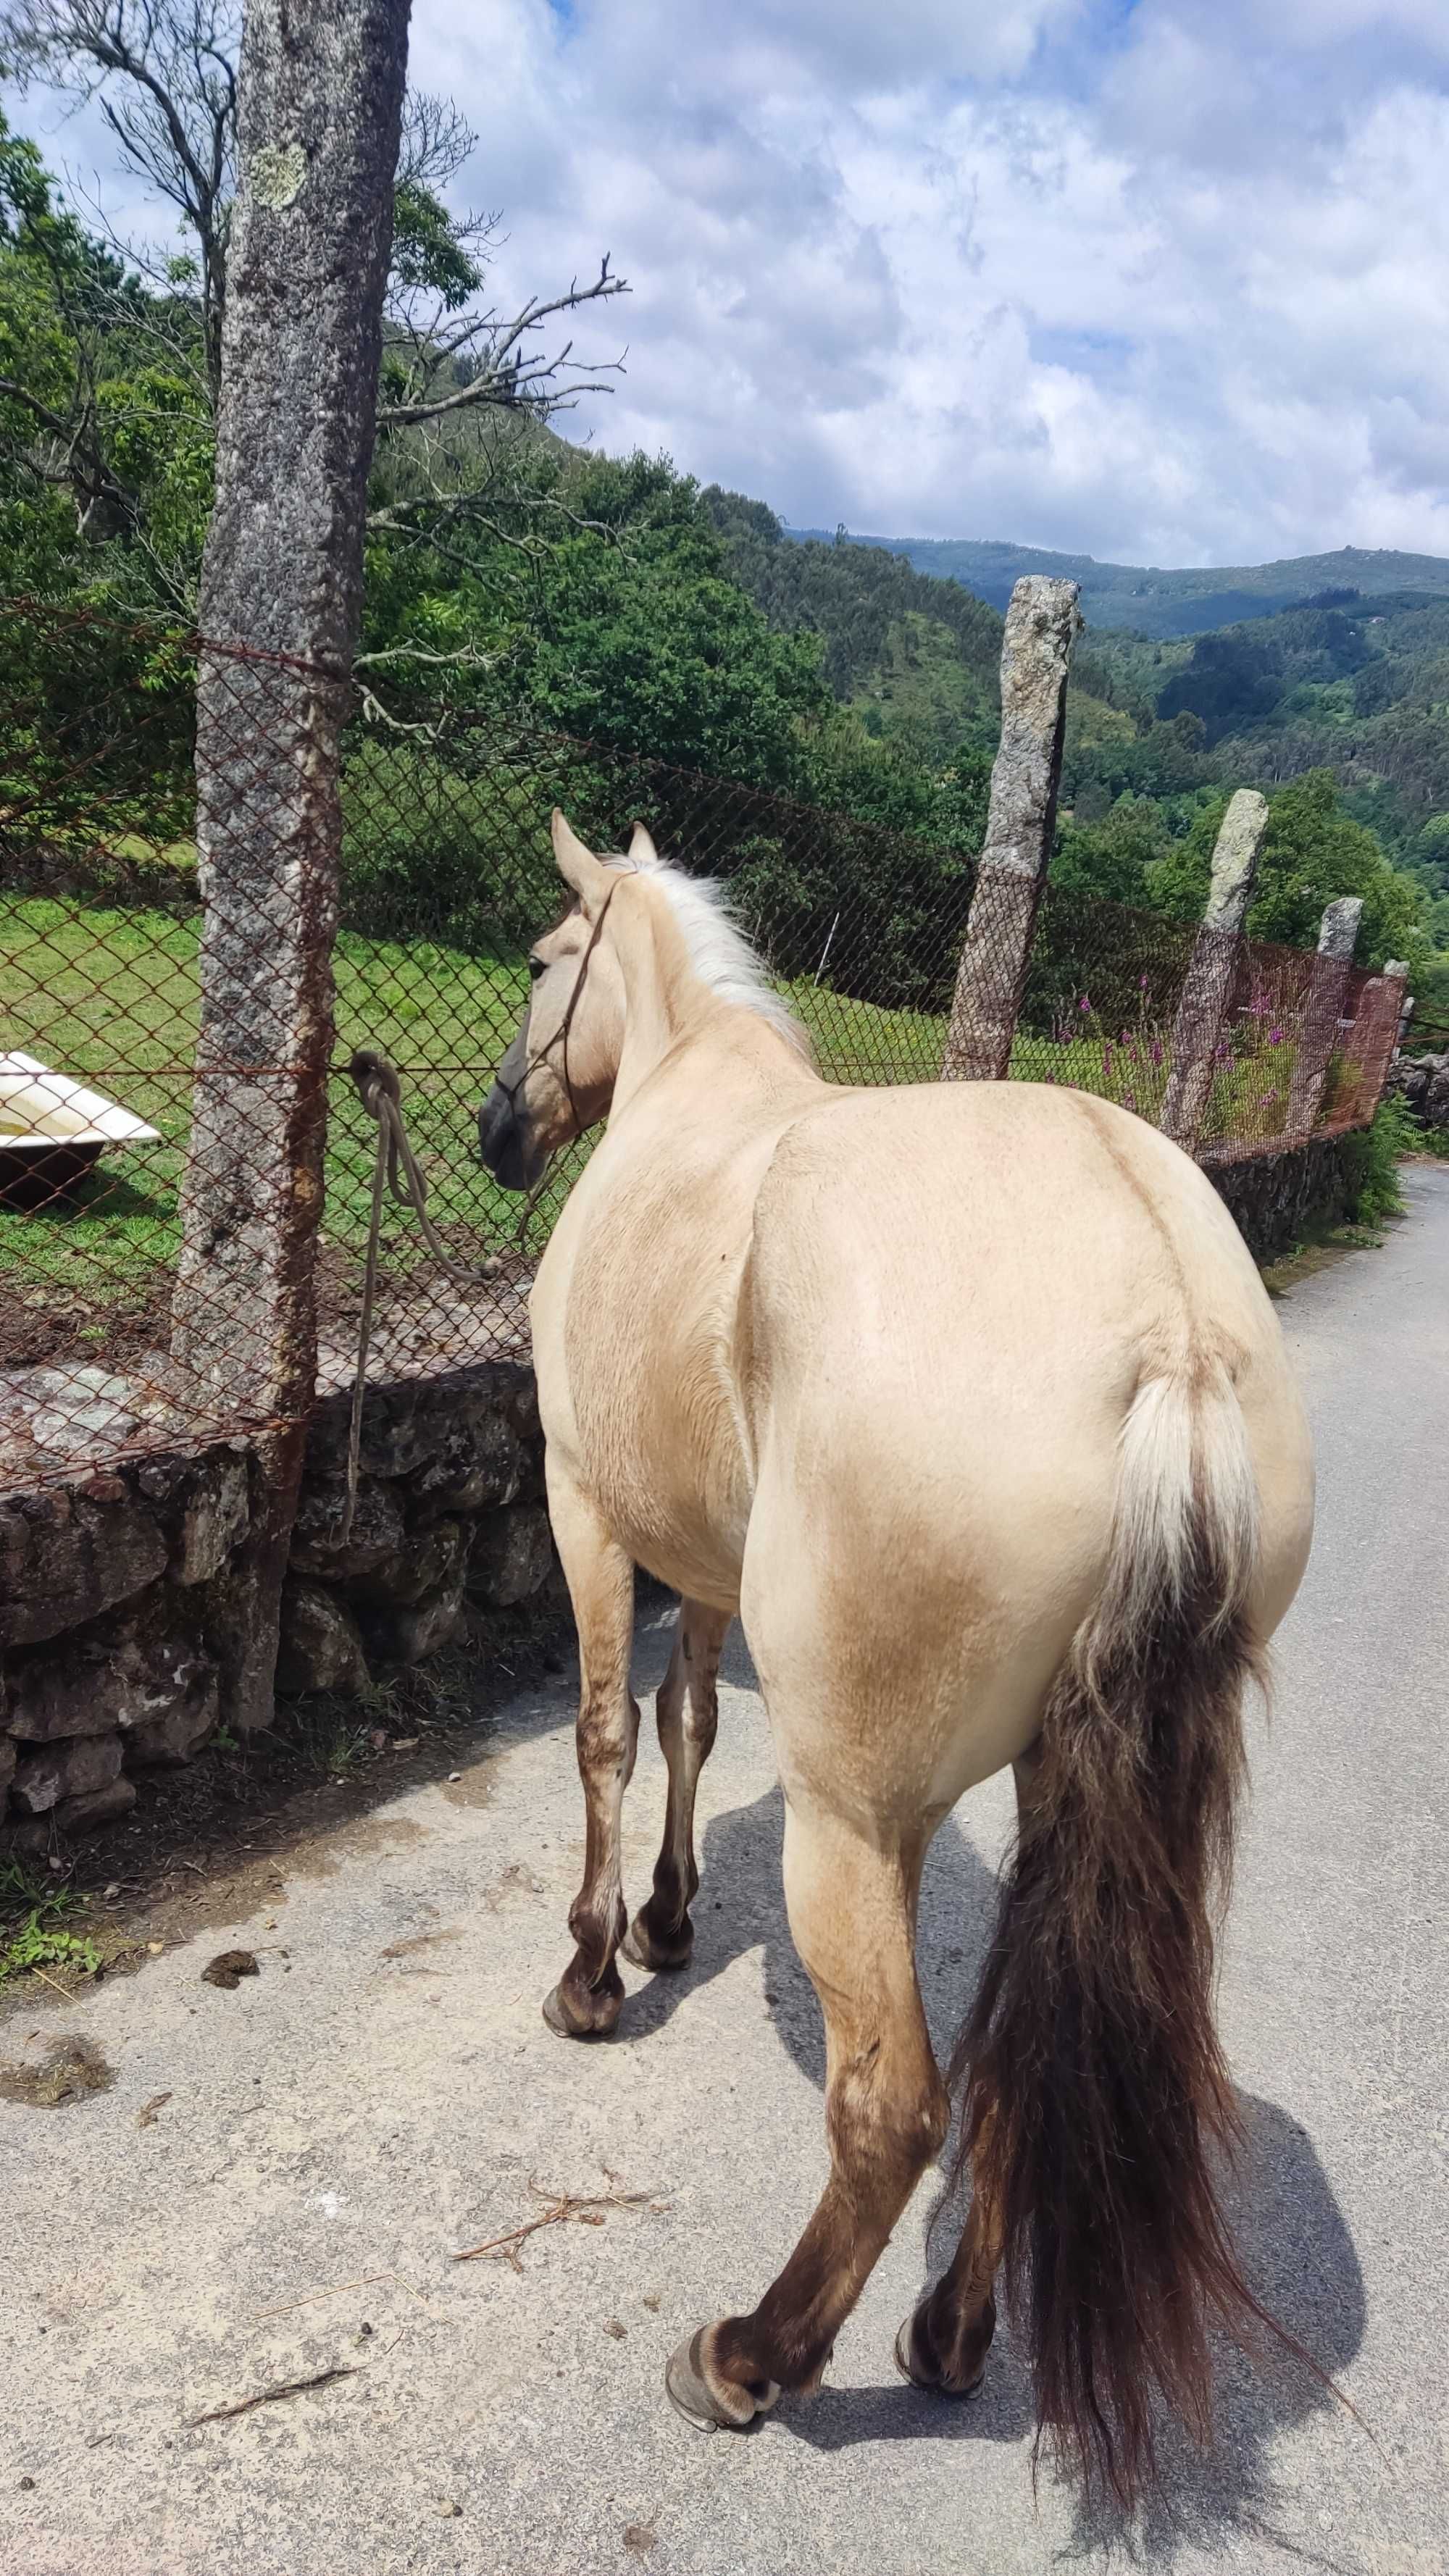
614,1613,1369,2563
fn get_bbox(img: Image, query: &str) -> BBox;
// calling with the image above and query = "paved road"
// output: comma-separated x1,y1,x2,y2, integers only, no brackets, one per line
3,1168,1447,2576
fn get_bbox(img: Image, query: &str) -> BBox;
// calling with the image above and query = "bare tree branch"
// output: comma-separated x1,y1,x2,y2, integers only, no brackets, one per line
0,0,629,593
377,258,628,432
3,0,238,399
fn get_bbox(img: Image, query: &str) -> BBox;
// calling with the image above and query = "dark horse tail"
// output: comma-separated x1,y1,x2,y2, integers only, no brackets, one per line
956,1362,1272,2507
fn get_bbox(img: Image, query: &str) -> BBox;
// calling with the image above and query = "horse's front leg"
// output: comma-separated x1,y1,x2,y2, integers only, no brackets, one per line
542,1463,639,2038
622,1599,731,1974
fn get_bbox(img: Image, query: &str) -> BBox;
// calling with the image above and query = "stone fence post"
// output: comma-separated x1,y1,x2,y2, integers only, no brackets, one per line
1346,958,1411,1121
1286,896,1364,1139
169,0,411,1728
1158,789,1269,1150
941,576,1080,1082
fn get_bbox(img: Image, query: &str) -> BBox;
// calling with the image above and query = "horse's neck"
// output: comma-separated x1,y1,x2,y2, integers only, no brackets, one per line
609,886,808,1122
609,882,724,1113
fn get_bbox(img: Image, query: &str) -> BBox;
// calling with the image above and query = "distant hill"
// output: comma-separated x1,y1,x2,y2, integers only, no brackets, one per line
784,531,1449,641
1080,589,1449,875
705,488,1003,743
701,487,1448,907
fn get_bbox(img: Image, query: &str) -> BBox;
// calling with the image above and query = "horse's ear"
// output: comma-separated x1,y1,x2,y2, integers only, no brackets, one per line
627,821,659,867
551,809,611,912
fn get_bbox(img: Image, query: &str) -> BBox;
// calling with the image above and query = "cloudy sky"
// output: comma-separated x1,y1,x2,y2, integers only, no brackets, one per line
18,0,1449,566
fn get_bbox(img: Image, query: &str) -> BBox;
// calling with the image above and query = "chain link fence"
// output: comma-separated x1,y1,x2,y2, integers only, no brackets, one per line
1,601,1403,1489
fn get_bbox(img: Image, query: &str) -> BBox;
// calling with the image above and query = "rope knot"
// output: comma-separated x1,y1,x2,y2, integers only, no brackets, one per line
349,1046,402,1119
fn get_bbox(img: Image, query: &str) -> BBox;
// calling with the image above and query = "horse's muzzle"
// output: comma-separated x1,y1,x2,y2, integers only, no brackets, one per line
477,1082,537,1195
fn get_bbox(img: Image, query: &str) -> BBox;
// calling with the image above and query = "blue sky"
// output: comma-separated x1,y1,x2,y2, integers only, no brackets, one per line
14,0,1449,565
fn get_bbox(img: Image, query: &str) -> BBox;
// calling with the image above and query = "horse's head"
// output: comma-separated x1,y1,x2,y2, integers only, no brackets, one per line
477,808,648,1192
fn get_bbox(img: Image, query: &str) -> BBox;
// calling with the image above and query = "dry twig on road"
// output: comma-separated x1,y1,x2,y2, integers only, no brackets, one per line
454,2176,659,2271
184,2365,360,2427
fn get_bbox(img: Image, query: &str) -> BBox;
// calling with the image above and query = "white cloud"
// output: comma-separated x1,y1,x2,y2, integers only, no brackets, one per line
14,0,1449,564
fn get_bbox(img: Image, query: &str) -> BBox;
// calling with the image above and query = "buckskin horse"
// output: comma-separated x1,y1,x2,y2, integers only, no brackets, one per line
476,812,1315,2501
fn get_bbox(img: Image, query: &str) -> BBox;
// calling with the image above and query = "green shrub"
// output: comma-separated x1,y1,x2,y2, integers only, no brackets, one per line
1340,1094,1419,1228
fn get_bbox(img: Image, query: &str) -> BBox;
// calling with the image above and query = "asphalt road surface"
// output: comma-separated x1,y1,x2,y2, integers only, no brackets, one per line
3,1165,1446,2576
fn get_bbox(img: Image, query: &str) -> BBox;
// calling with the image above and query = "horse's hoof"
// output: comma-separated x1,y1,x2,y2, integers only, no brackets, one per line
622,1911,693,1973
665,2328,778,2432
540,1981,619,2038
893,2312,988,2398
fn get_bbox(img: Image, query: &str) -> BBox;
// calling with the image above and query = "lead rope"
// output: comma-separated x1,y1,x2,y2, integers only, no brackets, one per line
339,1047,551,1544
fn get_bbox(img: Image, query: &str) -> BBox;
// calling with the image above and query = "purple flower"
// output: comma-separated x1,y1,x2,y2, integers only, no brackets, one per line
1079,994,1091,1013
1139,973,1149,990
1151,1037,1164,1067
1214,1041,1231,1062
1268,1025,1283,1045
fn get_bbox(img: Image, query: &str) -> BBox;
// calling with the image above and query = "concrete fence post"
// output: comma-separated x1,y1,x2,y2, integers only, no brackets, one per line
941,576,1080,1082
169,0,411,1728
1286,896,1364,1139
1157,788,1269,1150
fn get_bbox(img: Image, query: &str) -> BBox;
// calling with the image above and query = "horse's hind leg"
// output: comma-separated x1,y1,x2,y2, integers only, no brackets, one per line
898,1747,1038,2396
895,2140,1003,2397
622,1600,730,1974
541,1463,639,2039
667,1797,948,2427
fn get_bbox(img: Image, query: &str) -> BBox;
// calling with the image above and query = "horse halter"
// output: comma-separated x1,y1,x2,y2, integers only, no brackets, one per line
494,875,624,1143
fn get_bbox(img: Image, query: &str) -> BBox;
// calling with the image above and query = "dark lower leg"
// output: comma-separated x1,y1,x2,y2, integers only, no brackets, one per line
626,1601,728,1972
898,1785,1026,2393
542,1472,638,2038
898,2167,1003,2396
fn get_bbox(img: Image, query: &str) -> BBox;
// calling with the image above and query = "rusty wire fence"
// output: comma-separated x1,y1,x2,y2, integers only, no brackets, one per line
0,601,1403,1489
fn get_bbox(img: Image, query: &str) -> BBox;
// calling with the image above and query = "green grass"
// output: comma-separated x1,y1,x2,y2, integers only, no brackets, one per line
0,894,548,1328
793,977,1297,1147
0,1862,100,1989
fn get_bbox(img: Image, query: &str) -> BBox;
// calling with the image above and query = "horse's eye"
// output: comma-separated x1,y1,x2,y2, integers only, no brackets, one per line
527,955,546,982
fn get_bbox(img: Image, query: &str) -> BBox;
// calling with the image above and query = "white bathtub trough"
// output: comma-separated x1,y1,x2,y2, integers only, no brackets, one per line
0,1051,160,1205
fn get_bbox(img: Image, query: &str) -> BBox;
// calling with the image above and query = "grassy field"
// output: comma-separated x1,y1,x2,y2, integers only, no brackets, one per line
0,892,1304,1348
0,898,543,1343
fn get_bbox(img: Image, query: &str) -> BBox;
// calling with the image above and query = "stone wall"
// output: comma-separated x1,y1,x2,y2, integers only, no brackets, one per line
1206,1131,1362,1262
1,1358,554,1854
1388,1050,1449,1134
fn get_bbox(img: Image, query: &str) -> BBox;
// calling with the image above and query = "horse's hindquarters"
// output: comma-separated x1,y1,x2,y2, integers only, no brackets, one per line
736,1081,1314,1818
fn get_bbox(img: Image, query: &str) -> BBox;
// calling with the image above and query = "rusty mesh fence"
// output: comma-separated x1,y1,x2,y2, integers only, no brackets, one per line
0,601,1403,1489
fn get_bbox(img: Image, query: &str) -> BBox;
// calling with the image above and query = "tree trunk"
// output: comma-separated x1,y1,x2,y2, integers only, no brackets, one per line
171,0,411,1728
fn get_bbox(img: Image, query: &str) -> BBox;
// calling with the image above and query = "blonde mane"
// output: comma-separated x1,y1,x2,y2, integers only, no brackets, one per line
606,849,811,1056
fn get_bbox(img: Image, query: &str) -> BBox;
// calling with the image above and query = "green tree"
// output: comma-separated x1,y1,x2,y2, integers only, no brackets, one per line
1145,771,1432,971
1052,793,1173,907
0,14,627,627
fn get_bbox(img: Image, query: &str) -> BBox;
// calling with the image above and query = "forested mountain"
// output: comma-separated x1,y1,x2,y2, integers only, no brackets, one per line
702,489,1002,742
786,529,1449,642
1073,593,1449,930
